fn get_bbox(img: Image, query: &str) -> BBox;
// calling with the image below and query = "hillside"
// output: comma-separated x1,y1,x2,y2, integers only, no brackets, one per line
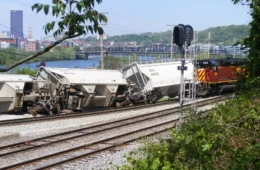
83,25,250,45
197,25,250,45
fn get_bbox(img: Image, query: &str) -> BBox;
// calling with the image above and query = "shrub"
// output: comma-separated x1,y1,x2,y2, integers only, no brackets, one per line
117,92,260,169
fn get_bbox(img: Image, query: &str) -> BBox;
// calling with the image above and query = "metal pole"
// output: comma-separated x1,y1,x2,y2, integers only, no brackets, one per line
233,38,236,58
208,32,210,59
171,28,173,59
179,45,185,108
166,25,175,59
100,31,104,69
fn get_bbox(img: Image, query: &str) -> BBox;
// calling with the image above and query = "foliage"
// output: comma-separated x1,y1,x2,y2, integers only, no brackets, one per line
0,0,107,72
83,25,250,46
0,47,76,69
198,25,250,45
31,0,107,37
11,68,38,76
37,46,76,61
0,47,32,66
102,56,127,69
117,91,260,169
232,0,260,78
102,55,165,70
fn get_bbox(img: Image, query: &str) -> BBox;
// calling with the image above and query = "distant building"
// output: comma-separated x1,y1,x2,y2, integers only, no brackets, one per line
224,45,249,56
10,10,23,39
0,38,20,48
60,41,73,48
24,39,39,52
39,40,73,49
0,42,10,48
0,31,11,38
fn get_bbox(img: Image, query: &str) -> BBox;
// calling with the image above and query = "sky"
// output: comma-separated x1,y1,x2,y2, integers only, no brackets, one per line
0,0,251,39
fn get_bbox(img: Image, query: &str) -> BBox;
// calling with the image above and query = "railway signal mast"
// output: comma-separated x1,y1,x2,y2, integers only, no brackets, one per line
174,24,197,116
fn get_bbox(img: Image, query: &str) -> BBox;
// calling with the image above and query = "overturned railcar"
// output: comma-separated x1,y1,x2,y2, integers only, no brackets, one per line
121,60,194,102
0,74,34,113
32,67,129,114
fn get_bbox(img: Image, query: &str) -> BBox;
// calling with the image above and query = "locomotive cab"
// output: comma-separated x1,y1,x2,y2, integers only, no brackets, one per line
196,58,246,96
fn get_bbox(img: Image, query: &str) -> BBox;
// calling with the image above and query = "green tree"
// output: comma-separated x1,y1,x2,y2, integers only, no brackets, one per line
117,91,260,169
11,68,38,76
232,0,260,80
0,0,107,72
73,45,81,51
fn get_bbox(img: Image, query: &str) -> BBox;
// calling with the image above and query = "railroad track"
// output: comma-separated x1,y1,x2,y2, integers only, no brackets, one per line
0,99,179,126
0,96,227,169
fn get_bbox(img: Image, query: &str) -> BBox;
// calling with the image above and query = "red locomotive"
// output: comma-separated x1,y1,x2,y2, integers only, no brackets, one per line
196,58,246,96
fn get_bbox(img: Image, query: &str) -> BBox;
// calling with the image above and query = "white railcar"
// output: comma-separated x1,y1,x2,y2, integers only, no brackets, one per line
34,67,128,112
0,74,34,113
121,60,194,101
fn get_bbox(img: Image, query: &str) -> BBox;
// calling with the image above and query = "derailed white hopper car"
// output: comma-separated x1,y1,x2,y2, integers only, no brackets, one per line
0,74,34,113
35,67,128,112
121,60,194,101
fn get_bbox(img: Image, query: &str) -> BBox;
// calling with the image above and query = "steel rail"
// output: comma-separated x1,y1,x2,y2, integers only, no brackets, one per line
0,120,176,170
0,99,178,126
0,95,226,155
0,96,226,169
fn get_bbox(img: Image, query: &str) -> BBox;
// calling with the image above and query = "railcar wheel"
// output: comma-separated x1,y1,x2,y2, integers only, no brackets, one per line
28,107,38,117
73,108,83,112
52,104,60,114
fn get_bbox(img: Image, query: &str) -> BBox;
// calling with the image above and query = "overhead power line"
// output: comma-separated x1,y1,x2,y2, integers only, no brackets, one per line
109,22,146,33
106,26,141,34
0,24,29,38
9,0,32,7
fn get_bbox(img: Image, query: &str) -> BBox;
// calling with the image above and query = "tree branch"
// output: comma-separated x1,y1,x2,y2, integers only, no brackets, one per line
0,33,81,72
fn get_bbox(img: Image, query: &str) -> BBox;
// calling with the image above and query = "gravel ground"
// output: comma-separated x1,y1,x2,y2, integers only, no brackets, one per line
0,112,175,168
0,98,222,169
0,102,181,144
55,133,171,170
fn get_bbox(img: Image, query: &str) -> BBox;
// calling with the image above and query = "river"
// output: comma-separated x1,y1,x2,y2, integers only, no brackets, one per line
19,57,101,69
0,55,166,70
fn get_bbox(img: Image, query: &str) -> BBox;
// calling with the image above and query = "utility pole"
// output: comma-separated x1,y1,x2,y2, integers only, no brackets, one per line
208,32,210,59
233,38,236,58
100,22,104,69
166,25,175,59
99,13,108,70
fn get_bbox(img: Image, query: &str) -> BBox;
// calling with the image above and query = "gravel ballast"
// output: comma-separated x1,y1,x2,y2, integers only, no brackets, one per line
0,99,221,169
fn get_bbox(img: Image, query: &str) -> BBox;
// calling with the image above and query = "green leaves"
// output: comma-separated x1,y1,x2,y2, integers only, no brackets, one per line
76,1,84,12
97,27,104,35
44,5,49,15
117,92,260,169
44,21,55,35
31,3,39,11
31,0,107,37
202,143,212,152
87,26,93,34
37,4,43,13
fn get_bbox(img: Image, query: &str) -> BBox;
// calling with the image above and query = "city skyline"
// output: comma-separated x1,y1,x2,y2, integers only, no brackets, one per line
0,0,251,39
